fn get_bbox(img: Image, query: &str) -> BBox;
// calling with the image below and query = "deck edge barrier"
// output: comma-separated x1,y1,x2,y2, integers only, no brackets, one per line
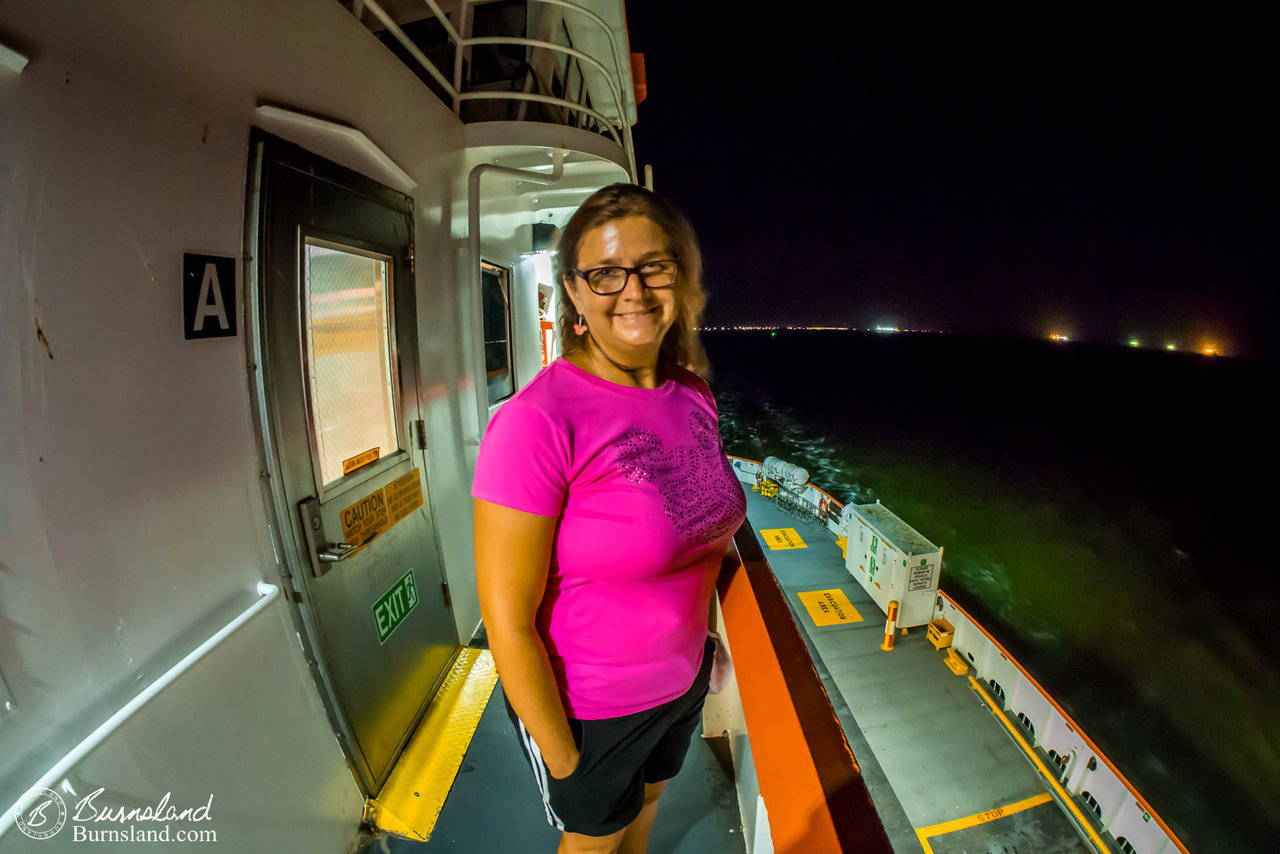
718,524,894,853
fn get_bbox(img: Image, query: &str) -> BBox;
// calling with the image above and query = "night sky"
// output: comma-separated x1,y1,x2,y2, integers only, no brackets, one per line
626,3,1274,361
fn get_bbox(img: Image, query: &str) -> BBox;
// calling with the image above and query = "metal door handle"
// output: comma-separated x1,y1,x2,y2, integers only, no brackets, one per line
318,542,358,562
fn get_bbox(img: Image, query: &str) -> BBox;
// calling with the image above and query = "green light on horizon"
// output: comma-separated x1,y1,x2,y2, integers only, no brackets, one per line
1129,339,1140,347
1166,343,1177,351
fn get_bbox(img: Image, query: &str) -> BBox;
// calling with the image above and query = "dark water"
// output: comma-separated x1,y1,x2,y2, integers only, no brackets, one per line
704,330,1279,852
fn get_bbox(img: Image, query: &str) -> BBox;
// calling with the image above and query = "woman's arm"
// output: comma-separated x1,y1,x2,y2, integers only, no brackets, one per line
473,497,580,779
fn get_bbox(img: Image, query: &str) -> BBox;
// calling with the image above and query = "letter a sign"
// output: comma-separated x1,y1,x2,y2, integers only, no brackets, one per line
183,253,237,339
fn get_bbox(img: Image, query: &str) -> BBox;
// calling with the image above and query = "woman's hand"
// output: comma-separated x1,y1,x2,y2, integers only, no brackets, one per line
546,747,581,780
474,499,580,779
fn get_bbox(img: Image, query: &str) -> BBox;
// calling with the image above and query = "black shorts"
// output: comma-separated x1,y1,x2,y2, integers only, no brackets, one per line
504,638,714,837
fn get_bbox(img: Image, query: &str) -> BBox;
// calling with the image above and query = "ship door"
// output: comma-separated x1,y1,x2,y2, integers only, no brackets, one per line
249,132,458,795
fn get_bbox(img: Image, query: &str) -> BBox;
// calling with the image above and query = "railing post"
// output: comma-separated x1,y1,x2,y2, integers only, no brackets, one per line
453,0,473,116
881,599,899,651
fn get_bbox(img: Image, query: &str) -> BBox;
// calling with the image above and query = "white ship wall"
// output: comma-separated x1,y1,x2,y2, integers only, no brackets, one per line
936,596,1180,854
0,0,500,849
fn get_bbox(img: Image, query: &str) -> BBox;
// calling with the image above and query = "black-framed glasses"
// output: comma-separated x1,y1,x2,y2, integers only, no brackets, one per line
572,259,679,295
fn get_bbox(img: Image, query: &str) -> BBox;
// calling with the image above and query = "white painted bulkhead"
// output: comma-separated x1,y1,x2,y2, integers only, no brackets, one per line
934,596,1179,854
0,1,632,851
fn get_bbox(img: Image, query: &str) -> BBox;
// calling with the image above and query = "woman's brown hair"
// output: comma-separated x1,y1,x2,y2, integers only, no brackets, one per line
555,183,710,377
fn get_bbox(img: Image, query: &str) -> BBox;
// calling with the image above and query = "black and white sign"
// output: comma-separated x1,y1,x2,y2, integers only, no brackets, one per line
183,253,237,339
908,563,935,592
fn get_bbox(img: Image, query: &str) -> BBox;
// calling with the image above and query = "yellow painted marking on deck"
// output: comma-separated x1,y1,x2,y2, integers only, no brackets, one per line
369,648,498,841
798,589,863,626
968,677,1112,853
914,791,1053,852
760,527,807,550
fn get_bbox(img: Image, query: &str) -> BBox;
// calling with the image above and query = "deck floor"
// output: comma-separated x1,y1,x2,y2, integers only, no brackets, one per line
357,681,746,854
741,489,1090,854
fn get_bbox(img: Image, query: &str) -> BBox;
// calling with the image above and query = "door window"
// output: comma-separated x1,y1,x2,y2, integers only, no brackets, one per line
303,238,400,486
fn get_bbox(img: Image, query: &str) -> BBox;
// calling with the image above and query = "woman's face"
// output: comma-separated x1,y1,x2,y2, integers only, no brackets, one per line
565,216,679,362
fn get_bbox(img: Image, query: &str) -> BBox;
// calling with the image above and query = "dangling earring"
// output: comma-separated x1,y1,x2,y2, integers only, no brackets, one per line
573,314,587,335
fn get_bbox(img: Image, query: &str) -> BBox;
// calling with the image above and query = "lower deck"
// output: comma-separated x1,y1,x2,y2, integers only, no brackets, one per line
740,488,1092,853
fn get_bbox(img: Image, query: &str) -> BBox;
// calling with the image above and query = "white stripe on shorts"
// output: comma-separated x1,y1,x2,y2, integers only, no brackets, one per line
516,716,565,831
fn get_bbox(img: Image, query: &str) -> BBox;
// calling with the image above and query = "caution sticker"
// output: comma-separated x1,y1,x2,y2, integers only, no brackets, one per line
760,528,807,550
385,469,424,526
338,468,425,554
343,447,381,475
798,589,863,627
341,488,389,548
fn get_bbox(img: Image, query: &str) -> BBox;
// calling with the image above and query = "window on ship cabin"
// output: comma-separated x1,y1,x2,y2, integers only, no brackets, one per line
303,239,400,485
481,262,515,405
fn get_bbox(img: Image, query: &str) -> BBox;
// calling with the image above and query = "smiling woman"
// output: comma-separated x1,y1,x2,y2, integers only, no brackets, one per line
471,183,746,854
563,216,677,385
554,184,709,383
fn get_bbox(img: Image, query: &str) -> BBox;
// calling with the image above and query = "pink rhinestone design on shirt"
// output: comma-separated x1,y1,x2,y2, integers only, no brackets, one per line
614,411,746,547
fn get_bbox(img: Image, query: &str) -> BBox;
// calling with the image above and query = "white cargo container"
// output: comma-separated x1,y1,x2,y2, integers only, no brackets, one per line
843,501,943,628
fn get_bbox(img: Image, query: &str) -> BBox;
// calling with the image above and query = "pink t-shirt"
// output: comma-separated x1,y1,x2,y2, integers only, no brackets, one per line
472,358,746,719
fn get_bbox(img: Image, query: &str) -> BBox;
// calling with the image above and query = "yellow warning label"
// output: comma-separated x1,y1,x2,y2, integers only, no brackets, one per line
341,488,389,548
760,528,807,550
339,468,425,553
798,589,863,627
343,447,381,475
385,469,424,526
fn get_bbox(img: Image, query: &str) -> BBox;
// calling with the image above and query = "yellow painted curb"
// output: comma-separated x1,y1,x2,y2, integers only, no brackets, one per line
368,648,498,841
968,677,1109,853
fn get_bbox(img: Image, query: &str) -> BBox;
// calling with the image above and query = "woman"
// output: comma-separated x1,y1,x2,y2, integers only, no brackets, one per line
472,183,747,854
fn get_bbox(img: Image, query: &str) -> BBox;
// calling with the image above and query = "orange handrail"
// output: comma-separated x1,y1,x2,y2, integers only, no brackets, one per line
718,527,893,853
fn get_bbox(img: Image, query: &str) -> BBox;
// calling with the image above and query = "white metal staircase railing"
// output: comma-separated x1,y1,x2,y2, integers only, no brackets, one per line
0,583,282,841
357,0,637,180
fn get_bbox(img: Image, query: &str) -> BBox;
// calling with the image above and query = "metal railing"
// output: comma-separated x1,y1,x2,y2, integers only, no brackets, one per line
0,583,282,840
357,0,636,180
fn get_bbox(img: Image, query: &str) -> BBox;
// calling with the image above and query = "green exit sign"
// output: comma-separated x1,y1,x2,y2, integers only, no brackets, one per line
373,569,419,645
